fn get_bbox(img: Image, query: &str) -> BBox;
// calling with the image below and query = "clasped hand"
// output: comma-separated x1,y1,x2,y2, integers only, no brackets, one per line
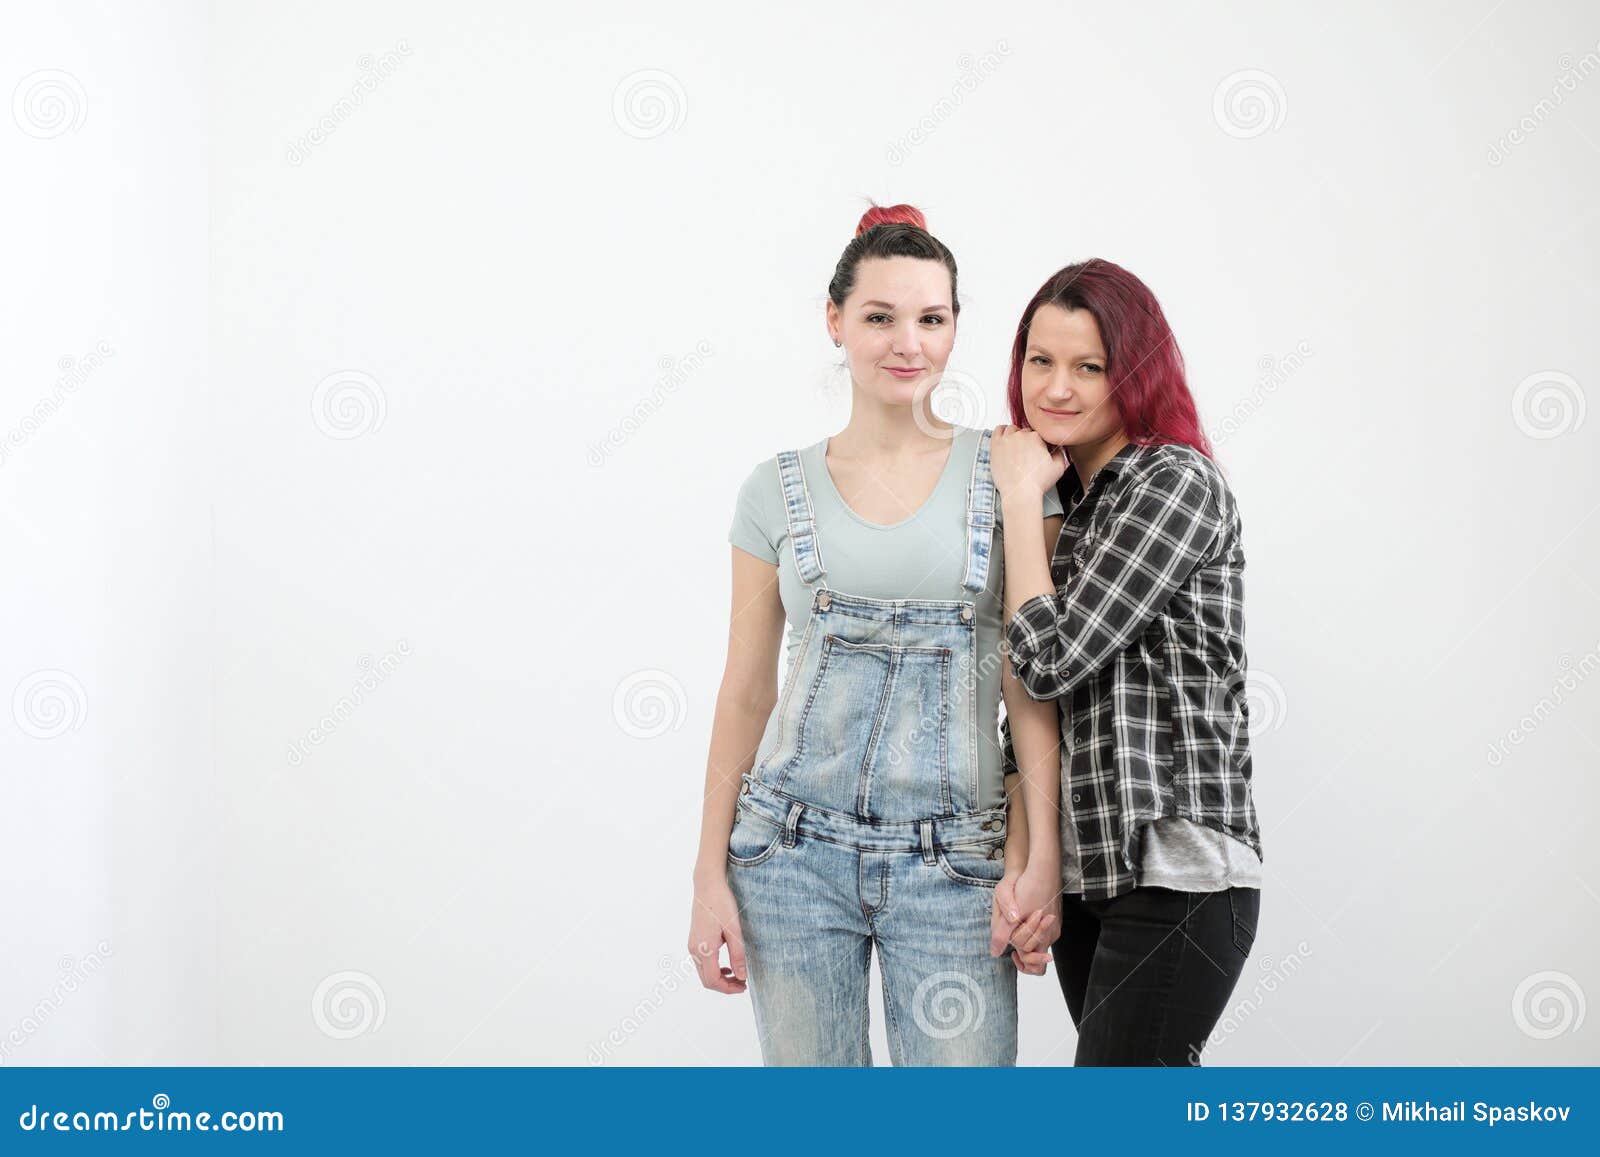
989,865,1062,975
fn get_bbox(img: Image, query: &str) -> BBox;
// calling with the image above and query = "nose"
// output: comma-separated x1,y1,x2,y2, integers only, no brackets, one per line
1042,385,1075,409
890,319,922,358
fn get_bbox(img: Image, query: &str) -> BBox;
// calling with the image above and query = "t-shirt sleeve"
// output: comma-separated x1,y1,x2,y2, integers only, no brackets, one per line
728,460,779,563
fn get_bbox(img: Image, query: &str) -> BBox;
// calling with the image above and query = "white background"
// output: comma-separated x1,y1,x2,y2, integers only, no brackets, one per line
3,0,1597,1065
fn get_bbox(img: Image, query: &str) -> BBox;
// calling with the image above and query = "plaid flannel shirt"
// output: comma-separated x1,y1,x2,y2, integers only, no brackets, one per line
1001,440,1261,900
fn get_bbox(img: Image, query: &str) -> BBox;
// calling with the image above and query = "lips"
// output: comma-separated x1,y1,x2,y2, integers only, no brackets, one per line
1039,406,1080,416
884,366,923,378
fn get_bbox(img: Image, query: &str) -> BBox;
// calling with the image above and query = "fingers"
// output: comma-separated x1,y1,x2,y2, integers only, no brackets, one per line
1013,948,1051,975
690,937,721,990
990,915,1015,957
990,899,1017,957
1015,914,1057,954
1008,909,1045,947
725,923,747,984
994,876,1020,924
692,935,746,995
1010,910,1058,954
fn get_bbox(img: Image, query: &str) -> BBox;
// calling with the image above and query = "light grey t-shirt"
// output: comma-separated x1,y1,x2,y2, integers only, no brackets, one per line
1057,814,1262,894
1135,817,1263,891
729,426,1063,811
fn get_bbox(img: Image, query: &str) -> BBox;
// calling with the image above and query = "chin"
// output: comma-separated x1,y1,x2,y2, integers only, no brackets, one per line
1028,416,1074,441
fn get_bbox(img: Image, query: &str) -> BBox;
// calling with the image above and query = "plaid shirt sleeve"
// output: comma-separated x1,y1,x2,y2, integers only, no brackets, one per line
1000,713,1018,779
1005,464,1227,702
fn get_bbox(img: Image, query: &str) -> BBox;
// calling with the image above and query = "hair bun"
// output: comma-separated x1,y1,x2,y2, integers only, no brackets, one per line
855,203,928,236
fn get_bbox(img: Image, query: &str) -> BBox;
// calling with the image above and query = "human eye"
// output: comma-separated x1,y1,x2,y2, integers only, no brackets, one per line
1029,355,1051,367
865,312,892,325
920,314,946,326
1080,362,1104,374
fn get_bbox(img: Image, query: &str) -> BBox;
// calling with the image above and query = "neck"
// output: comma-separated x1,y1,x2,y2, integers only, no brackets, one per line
1068,429,1131,493
834,384,953,456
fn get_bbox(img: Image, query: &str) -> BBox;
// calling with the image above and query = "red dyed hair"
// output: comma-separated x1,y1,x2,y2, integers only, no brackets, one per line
855,203,928,235
828,201,959,314
1006,259,1213,459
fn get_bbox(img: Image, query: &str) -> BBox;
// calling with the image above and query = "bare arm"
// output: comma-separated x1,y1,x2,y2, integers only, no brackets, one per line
694,547,785,875
999,491,1055,624
1002,512,1064,876
991,514,1065,969
689,546,786,992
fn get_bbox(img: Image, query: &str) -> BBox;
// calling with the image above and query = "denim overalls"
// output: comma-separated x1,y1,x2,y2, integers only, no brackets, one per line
727,428,1018,1066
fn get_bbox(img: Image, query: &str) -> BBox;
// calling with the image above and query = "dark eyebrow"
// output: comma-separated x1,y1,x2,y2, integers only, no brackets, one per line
861,300,951,312
1027,344,1106,359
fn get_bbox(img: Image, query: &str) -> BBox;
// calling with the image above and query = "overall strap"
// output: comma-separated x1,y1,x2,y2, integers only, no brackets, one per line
775,448,827,587
960,428,996,594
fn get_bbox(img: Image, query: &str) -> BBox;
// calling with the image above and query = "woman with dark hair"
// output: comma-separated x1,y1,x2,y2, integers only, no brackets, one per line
989,258,1264,1066
687,204,1066,1066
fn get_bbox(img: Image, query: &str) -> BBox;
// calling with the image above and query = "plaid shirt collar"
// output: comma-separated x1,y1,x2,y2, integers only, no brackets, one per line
1059,439,1145,509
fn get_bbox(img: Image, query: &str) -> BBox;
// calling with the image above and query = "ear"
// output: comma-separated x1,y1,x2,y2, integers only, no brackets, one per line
824,299,841,345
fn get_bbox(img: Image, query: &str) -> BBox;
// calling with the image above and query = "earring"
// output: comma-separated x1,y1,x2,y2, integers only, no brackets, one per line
833,338,842,348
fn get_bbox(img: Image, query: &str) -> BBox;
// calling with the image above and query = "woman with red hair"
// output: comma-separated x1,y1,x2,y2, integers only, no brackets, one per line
989,259,1264,1065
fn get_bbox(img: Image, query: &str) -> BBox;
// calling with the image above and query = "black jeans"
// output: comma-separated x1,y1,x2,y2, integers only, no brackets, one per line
1051,885,1260,1066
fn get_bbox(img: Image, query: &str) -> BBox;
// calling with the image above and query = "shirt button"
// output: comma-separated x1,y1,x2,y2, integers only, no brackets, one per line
1072,793,1081,803
960,604,974,622
817,592,831,611
740,780,751,795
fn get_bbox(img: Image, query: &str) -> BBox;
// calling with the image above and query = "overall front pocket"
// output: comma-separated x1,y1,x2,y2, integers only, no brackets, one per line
726,803,785,868
934,840,1007,888
782,634,953,819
